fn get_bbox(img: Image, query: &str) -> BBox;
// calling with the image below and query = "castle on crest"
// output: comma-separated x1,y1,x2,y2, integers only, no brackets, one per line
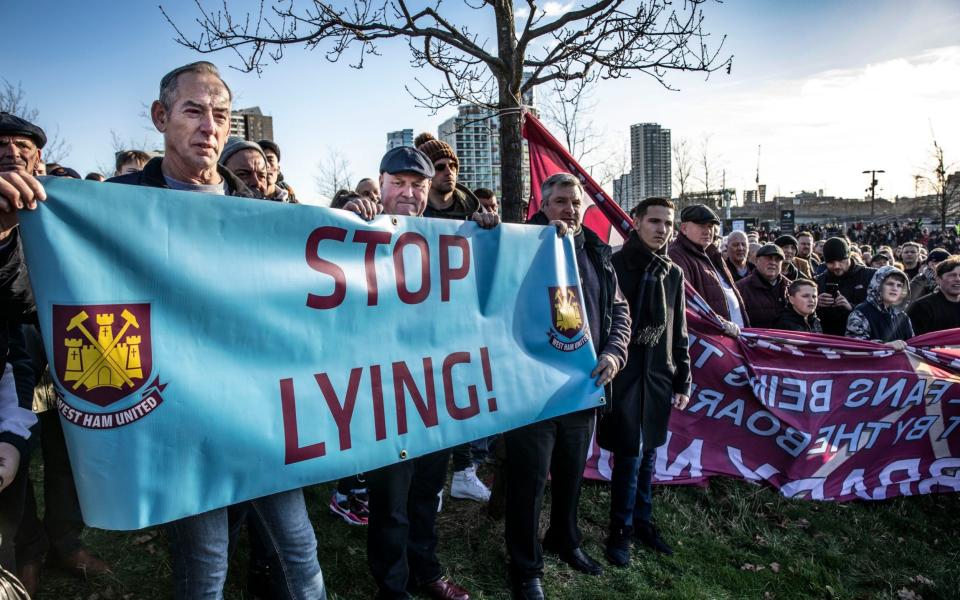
64,313,143,390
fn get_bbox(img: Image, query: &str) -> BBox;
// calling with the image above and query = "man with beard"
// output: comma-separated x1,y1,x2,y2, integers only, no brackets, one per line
909,248,951,303
414,132,493,504
907,256,960,335
797,231,819,268
900,242,922,280
341,145,496,600
415,133,481,220
599,197,690,567
505,173,630,600
815,237,876,336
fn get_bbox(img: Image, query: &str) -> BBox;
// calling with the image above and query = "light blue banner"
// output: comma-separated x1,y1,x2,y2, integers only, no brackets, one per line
19,178,603,530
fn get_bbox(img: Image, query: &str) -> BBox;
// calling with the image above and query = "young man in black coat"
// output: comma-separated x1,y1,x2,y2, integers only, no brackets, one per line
598,197,691,567
907,256,960,335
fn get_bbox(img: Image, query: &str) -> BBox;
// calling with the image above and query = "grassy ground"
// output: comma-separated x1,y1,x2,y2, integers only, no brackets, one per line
32,463,958,600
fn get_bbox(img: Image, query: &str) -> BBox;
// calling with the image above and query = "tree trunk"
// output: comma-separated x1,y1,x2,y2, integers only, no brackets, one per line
499,86,525,224
493,0,525,224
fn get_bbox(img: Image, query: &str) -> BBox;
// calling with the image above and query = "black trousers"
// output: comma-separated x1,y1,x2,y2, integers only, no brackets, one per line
504,410,593,581
367,449,450,599
0,455,31,571
16,409,84,565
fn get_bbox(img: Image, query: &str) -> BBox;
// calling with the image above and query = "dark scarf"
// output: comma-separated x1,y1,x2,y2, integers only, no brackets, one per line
625,233,669,346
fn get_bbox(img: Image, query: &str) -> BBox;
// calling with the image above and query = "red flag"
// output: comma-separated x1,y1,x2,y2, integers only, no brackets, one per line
523,112,632,245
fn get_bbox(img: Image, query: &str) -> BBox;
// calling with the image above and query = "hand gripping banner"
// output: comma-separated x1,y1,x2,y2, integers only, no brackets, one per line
523,111,960,501
19,178,603,530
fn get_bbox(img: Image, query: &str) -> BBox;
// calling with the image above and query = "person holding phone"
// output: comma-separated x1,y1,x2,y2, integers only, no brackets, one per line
814,238,876,336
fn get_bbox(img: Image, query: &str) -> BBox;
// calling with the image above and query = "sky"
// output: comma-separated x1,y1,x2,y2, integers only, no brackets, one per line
1,0,958,205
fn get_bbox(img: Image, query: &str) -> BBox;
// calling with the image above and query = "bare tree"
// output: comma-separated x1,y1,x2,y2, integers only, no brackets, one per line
672,136,693,209
697,133,713,194
164,0,731,223
315,148,354,200
916,135,959,229
0,79,71,164
541,79,603,170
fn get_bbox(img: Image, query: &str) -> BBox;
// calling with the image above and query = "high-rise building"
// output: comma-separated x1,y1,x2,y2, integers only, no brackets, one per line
229,107,274,141
386,129,414,150
628,123,671,209
438,106,531,200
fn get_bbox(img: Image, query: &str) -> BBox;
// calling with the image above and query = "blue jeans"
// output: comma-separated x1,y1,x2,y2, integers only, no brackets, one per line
609,448,656,531
166,488,325,600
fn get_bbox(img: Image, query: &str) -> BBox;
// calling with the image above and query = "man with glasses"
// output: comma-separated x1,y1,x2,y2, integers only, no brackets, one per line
415,133,482,220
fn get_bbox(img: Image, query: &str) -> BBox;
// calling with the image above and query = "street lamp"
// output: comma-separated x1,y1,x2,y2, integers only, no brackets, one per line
862,169,885,218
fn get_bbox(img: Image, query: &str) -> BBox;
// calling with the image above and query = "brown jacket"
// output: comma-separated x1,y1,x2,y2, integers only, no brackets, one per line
668,233,750,325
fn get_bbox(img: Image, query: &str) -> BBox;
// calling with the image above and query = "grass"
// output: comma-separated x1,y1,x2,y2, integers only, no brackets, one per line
31,461,958,600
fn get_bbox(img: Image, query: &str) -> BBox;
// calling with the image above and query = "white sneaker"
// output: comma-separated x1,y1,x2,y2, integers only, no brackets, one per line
450,465,491,502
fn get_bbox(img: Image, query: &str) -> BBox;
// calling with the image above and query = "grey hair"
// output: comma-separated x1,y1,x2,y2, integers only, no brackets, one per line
159,61,232,109
540,172,583,206
726,230,748,243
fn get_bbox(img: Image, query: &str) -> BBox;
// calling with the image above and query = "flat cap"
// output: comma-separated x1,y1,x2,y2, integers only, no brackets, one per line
756,243,785,259
0,112,47,149
774,235,798,249
680,204,720,225
927,248,951,263
219,137,266,167
379,146,434,178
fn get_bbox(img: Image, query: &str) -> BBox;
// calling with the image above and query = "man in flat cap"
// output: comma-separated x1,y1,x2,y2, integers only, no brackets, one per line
736,244,792,328
668,204,747,335
340,145,498,600
0,112,47,238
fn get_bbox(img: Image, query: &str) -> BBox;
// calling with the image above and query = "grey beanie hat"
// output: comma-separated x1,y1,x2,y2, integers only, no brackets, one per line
219,136,266,166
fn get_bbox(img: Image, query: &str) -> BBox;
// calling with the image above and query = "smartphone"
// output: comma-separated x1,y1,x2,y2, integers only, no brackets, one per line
825,283,839,297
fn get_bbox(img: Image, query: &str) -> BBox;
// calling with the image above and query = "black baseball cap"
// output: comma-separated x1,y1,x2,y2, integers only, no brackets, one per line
680,204,720,225
927,248,951,263
379,146,435,178
0,112,47,149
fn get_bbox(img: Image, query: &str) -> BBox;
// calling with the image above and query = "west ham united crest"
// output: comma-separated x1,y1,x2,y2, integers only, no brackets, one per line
547,286,590,352
52,303,166,429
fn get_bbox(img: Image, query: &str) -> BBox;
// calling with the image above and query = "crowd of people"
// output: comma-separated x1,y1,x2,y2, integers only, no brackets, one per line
0,60,957,600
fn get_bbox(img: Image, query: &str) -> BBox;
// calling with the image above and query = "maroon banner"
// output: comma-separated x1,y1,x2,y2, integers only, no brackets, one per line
586,316,960,501
522,112,632,245
524,107,960,501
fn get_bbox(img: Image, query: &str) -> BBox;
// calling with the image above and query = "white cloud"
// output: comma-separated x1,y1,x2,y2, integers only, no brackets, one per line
597,45,960,200
541,1,574,17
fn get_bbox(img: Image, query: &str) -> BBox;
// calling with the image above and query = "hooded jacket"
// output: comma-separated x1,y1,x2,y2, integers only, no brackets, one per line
845,266,915,342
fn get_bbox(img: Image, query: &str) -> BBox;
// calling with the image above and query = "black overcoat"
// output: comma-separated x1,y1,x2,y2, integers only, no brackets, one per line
598,233,691,456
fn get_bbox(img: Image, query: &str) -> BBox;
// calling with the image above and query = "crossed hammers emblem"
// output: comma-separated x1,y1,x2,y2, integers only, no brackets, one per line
66,309,140,390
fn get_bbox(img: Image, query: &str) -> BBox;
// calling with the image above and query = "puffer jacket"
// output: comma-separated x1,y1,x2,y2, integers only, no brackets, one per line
845,266,914,342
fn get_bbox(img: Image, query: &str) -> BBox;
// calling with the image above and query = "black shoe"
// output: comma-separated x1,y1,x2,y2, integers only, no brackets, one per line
605,527,632,567
545,544,603,576
512,578,545,600
634,522,673,555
